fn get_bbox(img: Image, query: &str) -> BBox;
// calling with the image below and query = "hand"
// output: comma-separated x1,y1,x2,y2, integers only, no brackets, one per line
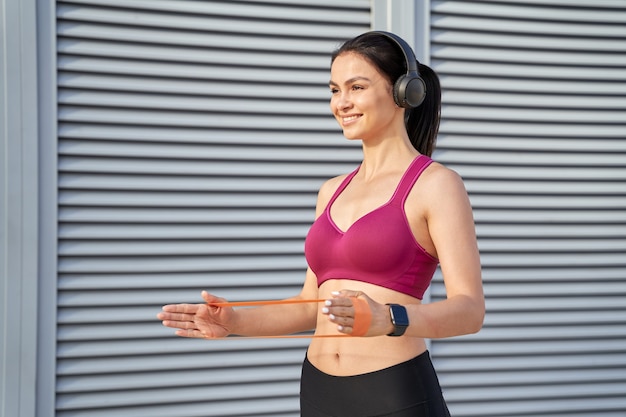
322,290,393,336
157,291,234,339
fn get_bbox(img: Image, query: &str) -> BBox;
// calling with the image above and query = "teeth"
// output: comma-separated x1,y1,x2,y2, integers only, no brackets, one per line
343,115,360,122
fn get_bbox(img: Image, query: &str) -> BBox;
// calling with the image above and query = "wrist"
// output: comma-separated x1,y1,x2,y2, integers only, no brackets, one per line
386,304,409,336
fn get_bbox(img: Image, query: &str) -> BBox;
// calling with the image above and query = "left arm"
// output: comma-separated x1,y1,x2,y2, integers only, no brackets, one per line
405,166,484,338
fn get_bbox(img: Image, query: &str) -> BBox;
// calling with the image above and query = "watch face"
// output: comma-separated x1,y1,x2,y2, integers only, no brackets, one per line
391,304,409,326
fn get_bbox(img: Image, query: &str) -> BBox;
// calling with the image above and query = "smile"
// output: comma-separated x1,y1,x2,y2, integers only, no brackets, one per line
342,114,361,124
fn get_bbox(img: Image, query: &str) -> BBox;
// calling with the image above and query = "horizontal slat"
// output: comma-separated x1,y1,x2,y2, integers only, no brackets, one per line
467,180,626,194
443,91,626,109
58,106,337,130
58,191,317,207
473,0,626,8
58,207,315,224
58,73,331,99
57,254,309,274
476,224,626,237
483,310,626,326
436,135,626,153
439,120,625,137
59,175,325,193
56,348,307,374
56,364,302,391
484,297,626,312
442,105,626,124
435,60,626,81
446,399,626,417
439,150,625,166
432,45,626,66
478,238,626,252
56,287,304,308
58,157,355,176
473,209,626,223
433,29,626,51
58,141,359,163
57,125,355,147
438,75,626,95
59,0,370,28
58,239,307,256
445,382,626,403
479,267,626,282
58,91,331,116
440,367,626,388
58,56,329,84
470,195,625,209
58,39,331,68
479,252,625,267
57,381,299,410
56,397,299,417
432,1,626,23
57,271,305,290
434,339,626,357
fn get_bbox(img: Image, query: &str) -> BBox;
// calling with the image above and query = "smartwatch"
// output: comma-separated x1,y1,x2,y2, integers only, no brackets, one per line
386,304,409,336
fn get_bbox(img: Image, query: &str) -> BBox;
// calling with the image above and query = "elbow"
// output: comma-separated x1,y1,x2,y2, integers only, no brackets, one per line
467,297,485,334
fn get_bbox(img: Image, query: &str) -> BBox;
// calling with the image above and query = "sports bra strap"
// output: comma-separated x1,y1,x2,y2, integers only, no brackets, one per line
327,155,432,209
393,155,433,204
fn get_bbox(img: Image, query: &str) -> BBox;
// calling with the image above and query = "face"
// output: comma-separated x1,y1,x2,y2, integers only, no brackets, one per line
329,52,404,141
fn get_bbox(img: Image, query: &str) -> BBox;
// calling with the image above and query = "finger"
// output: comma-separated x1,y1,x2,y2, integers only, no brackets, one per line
161,303,201,314
174,328,208,338
326,296,352,308
158,311,196,322
161,318,197,330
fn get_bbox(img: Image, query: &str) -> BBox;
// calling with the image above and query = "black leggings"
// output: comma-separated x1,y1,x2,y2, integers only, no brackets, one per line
300,351,451,417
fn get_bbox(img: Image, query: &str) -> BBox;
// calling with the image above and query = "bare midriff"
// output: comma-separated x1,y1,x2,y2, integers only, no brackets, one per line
307,280,427,376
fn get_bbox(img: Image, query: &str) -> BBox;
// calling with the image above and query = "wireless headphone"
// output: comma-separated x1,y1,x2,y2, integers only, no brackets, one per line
370,31,426,109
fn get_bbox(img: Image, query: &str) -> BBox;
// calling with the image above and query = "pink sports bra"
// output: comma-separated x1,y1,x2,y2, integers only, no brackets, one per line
304,155,439,300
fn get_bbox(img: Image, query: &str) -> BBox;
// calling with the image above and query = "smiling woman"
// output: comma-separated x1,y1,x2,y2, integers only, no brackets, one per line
159,31,484,417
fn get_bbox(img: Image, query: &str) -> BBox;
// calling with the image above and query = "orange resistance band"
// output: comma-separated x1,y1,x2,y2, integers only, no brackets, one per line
207,297,372,338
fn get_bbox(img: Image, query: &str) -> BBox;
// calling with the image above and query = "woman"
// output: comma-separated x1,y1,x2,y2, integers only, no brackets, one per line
158,31,484,416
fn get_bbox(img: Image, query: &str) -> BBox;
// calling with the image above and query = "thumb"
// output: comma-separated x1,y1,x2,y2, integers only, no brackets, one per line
201,290,228,305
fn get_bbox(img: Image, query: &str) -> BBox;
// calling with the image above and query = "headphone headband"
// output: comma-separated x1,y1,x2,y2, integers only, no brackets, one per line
368,31,426,108
370,31,419,74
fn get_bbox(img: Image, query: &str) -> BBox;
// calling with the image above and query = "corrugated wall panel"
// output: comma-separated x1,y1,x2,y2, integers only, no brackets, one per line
429,1,626,416
56,0,369,416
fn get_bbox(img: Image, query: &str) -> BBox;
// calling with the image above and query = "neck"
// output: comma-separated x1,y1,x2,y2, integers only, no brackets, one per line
358,137,420,181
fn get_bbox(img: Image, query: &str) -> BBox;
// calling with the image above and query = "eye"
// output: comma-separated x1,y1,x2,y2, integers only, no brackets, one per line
351,85,364,91
330,87,339,94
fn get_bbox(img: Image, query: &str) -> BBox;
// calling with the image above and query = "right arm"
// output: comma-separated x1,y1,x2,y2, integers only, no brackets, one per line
157,175,344,338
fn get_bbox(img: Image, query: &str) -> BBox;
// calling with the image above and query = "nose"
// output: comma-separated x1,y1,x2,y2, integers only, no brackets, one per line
334,91,352,112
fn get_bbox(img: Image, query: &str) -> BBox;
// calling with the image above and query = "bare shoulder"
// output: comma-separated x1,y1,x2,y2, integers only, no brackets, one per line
418,161,472,213
421,161,467,192
315,173,350,215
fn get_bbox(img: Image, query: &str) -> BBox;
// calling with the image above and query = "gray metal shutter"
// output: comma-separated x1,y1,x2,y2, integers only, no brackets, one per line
56,1,369,416
429,1,626,416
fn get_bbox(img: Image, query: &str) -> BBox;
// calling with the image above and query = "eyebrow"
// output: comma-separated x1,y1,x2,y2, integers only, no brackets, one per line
328,76,372,86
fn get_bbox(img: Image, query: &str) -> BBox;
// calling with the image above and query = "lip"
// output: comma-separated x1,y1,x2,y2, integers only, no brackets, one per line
340,114,362,126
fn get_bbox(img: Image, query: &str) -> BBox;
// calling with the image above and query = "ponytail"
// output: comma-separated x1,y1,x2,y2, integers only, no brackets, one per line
406,63,441,157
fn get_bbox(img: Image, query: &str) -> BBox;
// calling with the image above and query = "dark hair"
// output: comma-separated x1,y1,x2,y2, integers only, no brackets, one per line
331,32,441,157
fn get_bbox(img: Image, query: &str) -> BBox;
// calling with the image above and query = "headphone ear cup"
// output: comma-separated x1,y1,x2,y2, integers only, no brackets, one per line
393,73,426,108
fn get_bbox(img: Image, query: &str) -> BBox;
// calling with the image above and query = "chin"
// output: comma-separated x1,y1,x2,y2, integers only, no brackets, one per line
341,130,363,141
